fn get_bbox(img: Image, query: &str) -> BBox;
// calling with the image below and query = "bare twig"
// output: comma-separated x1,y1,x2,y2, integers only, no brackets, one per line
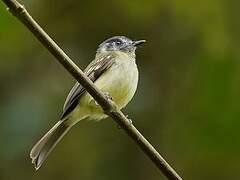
1,0,183,179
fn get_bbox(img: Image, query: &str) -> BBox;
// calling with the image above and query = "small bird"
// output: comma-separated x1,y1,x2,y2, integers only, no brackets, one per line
30,36,145,170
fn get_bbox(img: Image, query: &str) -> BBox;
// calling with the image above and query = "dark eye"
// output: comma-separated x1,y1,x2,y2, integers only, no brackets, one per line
116,41,122,45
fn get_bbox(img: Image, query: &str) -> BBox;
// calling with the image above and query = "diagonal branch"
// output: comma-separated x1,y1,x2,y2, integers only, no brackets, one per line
1,0,183,179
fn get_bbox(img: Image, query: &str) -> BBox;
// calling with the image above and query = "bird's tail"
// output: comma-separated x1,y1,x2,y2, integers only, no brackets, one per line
30,120,71,170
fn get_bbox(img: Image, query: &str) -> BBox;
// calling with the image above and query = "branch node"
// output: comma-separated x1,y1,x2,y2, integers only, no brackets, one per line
17,4,25,14
4,0,25,17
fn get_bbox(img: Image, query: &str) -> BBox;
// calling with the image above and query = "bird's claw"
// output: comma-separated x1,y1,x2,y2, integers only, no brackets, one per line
104,92,113,101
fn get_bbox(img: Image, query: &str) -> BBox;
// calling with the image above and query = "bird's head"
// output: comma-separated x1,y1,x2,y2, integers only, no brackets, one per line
97,36,145,56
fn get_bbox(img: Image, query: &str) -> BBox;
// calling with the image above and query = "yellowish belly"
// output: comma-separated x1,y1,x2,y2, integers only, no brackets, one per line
96,59,138,108
74,56,138,120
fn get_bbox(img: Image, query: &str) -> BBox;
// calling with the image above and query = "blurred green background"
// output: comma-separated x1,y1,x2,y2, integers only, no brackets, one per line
0,0,240,179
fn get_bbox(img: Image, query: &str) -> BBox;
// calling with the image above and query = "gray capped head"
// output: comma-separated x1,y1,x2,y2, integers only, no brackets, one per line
97,36,146,55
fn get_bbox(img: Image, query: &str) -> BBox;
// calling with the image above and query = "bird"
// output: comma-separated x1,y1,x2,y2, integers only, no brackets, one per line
30,36,145,170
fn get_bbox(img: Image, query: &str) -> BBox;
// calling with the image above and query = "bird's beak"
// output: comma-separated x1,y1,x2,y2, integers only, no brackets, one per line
132,40,146,46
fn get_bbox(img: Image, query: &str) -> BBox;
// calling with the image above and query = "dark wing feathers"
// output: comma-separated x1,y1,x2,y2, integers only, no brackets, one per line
61,54,115,119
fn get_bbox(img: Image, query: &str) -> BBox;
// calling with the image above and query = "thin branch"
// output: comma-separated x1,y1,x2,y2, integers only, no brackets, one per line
1,0,183,179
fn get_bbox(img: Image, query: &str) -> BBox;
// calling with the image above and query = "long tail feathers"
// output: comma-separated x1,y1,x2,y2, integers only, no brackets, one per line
30,120,71,170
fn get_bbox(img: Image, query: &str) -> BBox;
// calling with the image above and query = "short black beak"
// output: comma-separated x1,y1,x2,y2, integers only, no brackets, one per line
132,40,146,46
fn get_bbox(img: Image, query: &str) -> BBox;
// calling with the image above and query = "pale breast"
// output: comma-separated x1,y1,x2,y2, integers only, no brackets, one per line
77,52,139,119
105,56,139,109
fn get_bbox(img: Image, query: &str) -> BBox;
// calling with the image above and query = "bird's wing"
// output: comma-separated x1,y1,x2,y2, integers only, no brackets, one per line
61,54,115,119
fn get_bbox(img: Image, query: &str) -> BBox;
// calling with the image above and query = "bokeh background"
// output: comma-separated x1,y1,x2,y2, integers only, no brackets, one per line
0,0,240,179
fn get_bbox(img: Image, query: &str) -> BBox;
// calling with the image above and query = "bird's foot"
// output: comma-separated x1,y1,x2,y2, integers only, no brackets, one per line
103,92,113,101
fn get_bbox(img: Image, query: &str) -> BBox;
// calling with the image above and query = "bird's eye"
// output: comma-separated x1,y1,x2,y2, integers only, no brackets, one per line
116,41,122,45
